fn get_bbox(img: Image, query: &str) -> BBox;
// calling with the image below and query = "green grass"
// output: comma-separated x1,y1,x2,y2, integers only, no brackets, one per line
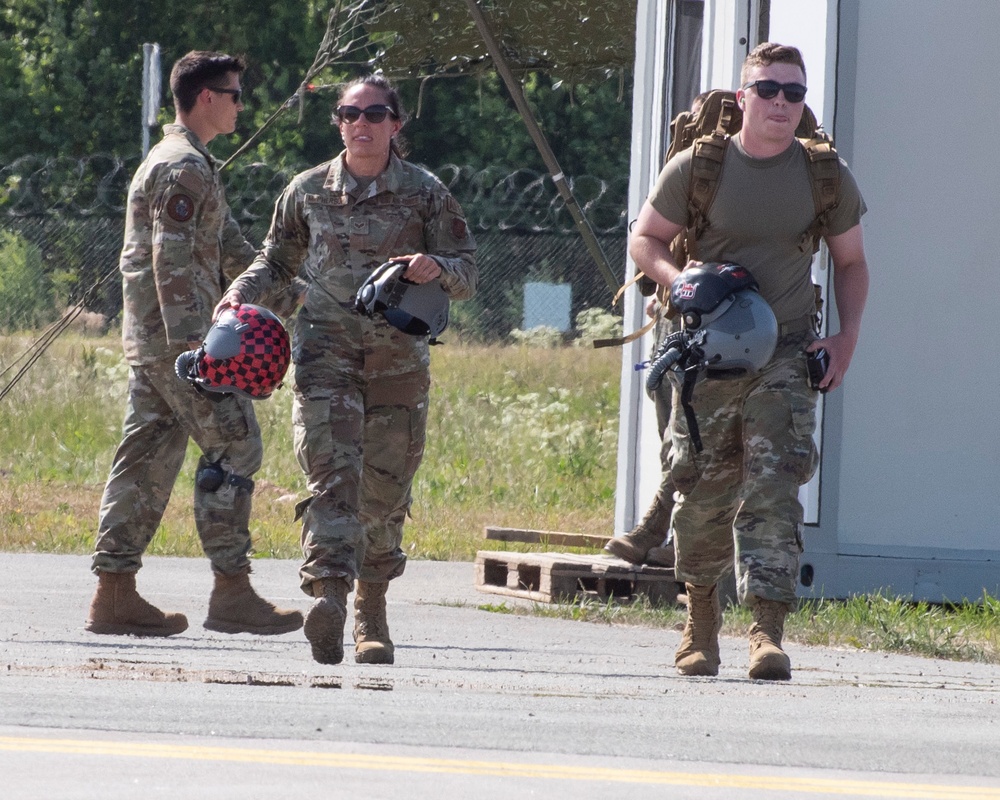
479,592,1000,665
3,330,999,665
0,331,620,558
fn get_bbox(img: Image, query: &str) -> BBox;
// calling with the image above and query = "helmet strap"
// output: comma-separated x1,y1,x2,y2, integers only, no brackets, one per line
680,367,704,454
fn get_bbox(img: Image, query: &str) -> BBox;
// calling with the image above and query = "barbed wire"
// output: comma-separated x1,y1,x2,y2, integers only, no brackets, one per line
0,154,136,217
0,154,627,234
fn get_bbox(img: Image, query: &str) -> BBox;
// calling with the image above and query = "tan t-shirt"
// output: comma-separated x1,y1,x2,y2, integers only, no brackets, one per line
648,135,867,324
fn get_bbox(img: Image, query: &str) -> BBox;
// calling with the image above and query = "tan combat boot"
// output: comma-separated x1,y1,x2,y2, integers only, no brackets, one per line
204,567,303,635
748,598,792,681
85,571,188,637
604,492,672,565
304,577,351,665
354,581,394,665
675,583,722,676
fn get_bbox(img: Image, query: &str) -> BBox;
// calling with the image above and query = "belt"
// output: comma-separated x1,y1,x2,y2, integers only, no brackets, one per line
778,315,815,337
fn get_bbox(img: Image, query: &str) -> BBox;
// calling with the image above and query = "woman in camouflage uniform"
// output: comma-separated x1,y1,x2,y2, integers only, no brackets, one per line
219,75,477,666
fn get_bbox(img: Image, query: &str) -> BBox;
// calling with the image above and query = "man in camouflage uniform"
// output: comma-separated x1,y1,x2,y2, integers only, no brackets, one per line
607,92,712,568
604,293,677,567
629,44,870,680
86,51,303,638
219,75,477,666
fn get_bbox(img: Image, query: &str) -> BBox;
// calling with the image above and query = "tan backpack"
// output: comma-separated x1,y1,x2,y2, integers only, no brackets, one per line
637,89,841,297
598,90,838,348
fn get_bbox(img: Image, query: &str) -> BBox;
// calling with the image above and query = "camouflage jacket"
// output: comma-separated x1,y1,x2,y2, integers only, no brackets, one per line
119,124,257,365
229,152,477,332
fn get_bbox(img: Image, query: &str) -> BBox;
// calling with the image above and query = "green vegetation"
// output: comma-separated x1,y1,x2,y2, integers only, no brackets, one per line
0,231,66,331
0,331,620,559
3,330,998,666
483,592,1000,665
0,1,634,180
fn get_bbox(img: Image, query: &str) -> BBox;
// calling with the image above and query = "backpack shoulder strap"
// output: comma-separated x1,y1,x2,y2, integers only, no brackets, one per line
680,95,739,262
623,93,740,343
798,132,842,254
639,91,740,296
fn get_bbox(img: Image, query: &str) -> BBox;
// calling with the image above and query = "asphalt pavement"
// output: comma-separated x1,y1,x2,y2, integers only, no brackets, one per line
1,552,999,799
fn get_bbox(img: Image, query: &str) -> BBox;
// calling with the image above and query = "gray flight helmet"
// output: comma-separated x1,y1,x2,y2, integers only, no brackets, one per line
354,260,450,338
670,263,778,378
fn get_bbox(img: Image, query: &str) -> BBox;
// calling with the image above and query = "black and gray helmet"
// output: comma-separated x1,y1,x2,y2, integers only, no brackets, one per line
354,260,450,338
670,262,777,377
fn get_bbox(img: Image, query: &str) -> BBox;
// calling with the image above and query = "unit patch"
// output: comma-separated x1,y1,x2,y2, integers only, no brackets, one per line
451,217,467,240
166,194,195,222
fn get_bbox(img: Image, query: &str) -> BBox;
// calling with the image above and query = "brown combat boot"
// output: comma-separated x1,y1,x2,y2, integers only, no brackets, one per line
675,583,722,676
85,571,188,637
354,581,394,665
304,577,351,665
604,492,672,565
203,567,303,635
748,598,792,681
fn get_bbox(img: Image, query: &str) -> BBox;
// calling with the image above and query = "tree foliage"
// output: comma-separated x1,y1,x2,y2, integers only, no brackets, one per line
0,230,64,330
0,0,634,180
0,0,328,161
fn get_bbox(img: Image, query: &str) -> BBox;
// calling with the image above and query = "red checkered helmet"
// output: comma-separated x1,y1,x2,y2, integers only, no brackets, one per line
174,304,291,400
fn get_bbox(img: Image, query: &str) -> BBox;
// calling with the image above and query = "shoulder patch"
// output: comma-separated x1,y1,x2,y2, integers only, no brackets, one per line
451,216,468,240
166,193,195,222
169,160,212,193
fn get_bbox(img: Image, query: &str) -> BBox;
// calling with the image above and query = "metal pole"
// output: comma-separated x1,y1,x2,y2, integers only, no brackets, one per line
141,43,161,158
462,0,621,298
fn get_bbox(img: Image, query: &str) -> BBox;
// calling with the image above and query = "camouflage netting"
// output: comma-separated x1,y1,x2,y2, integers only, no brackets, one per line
296,0,635,84
363,0,634,83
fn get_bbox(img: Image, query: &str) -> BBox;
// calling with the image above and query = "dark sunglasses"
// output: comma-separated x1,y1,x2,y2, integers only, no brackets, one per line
742,79,807,104
207,86,242,104
335,104,397,124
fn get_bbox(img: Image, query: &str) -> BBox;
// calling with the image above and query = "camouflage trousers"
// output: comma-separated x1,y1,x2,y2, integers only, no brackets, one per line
667,331,818,605
293,352,429,593
92,357,263,575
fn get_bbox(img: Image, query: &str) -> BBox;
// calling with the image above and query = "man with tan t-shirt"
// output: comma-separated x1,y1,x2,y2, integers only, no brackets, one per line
629,43,869,681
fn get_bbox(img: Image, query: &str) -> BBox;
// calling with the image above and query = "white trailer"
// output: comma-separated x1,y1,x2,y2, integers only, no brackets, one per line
617,0,1000,602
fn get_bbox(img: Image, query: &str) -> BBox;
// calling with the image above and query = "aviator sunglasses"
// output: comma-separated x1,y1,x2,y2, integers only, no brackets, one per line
741,79,807,104
336,104,398,124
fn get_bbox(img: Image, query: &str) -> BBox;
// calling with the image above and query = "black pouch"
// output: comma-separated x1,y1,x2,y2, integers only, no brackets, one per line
806,348,829,393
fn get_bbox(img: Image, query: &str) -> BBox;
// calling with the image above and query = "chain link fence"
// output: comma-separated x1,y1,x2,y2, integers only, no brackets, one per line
0,154,627,341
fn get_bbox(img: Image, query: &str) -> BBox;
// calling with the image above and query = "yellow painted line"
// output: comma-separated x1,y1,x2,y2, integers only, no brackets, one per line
0,736,997,798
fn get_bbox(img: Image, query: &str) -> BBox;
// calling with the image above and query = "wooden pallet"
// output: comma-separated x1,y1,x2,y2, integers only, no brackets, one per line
484,526,610,549
474,550,681,605
483,527,675,568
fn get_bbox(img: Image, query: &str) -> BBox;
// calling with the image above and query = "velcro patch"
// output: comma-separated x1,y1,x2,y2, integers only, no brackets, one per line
451,217,467,240
166,194,195,222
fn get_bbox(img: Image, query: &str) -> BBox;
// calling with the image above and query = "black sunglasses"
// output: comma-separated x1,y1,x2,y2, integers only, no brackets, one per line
742,79,807,104
335,104,397,124
207,86,242,104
